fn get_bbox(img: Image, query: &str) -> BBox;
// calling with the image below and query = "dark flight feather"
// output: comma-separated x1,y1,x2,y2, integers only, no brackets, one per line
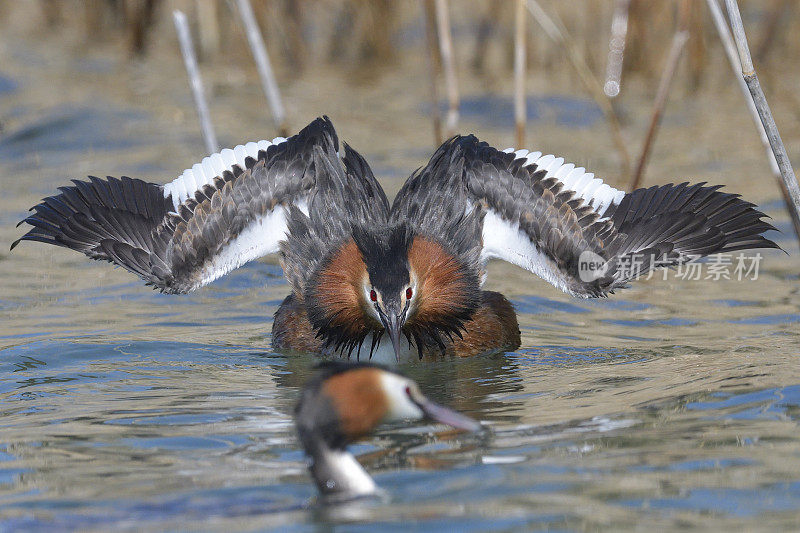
14,116,345,294
394,135,779,298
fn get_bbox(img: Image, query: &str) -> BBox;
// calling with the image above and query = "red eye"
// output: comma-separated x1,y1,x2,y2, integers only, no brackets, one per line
370,289,377,302
406,287,413,300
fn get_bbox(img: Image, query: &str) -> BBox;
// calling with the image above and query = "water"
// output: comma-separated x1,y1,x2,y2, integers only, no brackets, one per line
2,24,800,532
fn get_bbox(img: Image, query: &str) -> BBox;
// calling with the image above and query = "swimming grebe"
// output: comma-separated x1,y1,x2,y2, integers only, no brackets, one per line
13,117,778,362
295,361,480,499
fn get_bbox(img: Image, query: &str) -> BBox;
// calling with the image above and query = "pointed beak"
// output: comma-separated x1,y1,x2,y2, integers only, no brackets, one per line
384,313,403,363
417,396,482,432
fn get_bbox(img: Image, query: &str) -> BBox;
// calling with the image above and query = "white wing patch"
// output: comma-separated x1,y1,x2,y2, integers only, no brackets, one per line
480,210,579,296
163,137,288,212
195,198,308,289
478,148,624,296
502,148,626,218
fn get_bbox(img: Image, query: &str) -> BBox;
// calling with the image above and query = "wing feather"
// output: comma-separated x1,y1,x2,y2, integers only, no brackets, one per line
14,116,388,294
393,135,779,298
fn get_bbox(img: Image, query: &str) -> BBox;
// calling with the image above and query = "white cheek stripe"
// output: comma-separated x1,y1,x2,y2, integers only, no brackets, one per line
502,147,626,217
379,373,425,420
163,137,289,212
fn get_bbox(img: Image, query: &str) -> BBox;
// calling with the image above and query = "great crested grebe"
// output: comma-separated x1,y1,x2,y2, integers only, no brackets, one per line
295,361,480,499
14,116,778,362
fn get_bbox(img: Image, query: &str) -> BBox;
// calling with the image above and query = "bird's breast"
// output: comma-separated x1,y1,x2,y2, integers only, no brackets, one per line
320,334,419,364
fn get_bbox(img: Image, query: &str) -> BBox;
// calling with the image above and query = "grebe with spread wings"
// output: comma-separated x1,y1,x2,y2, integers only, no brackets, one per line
14,117,778,362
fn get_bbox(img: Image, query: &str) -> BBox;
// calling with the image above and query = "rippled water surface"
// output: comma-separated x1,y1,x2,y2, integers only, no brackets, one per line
2,21,800,532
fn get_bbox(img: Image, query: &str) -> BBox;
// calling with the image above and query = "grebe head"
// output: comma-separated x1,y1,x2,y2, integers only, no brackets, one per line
295,362,480,499
305,223,481,361
352,224,415,361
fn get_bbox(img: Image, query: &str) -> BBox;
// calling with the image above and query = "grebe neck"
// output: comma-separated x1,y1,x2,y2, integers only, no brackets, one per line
307,440,377,498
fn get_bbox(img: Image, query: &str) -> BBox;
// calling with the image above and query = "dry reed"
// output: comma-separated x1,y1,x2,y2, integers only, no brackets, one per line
172,9,218,155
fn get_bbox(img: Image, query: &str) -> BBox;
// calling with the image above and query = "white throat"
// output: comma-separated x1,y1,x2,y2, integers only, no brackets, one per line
368,335,418,364
311,449,377,498
322,334,419,364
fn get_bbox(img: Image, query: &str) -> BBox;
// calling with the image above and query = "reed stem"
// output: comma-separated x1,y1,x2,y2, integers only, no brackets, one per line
235,0,288,136
629,0,690,191
172,10,218,155
423,0,443,145
724,0,800,236
706,0,800,243
514,0,527,147
525,0,630,179
604,0,631,98
434,0,459,137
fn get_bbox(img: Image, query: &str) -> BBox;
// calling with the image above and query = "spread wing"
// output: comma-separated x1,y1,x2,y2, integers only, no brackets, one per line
393,135,779,297
13,116,388,294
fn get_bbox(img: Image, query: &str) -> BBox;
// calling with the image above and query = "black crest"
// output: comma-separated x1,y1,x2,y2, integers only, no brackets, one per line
352,223,413,296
